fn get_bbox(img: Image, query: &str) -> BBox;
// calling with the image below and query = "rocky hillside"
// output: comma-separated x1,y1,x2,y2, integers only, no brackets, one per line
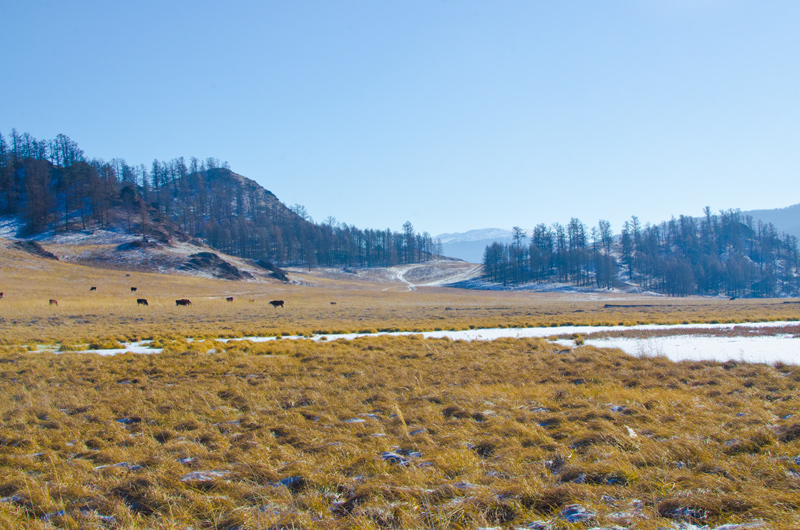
0,216,289,282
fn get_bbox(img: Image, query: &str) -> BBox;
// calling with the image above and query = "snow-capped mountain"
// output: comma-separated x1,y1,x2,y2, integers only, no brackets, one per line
434,228,516,263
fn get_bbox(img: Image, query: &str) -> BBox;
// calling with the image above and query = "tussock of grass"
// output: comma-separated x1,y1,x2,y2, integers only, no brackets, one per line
1,337,799,528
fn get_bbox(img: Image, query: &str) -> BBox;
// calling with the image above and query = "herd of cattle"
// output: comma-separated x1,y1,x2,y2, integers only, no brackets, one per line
0,287,284,308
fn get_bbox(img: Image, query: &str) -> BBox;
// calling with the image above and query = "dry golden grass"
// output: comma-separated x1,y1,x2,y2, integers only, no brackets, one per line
0,242,797,346
1,337,799,528
2,244,800,528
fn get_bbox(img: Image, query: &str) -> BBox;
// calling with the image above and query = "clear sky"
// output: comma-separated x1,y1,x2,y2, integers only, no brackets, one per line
2,1,799,237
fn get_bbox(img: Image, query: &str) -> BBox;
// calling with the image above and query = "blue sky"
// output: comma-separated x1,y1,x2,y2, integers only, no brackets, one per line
2,1,799,237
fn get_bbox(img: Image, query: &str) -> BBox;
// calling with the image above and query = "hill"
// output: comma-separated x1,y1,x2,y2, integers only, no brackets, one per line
0,130,439,272
0,215,288,282
479,210,800,298
743,202,800,240
438,202,800,264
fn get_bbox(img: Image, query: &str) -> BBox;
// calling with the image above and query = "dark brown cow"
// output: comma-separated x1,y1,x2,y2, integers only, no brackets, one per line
175,299,192,306
90,286,97,291
0,292,3,299
269,300,284,308
131,287,137,292
49,299,58,306
137,299,148,306
226,297,234,302
330,301,337,305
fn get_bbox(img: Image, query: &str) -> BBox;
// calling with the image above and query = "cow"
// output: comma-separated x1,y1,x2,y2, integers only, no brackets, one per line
330,301,337,305
137,299,149,306
131,287,137,292
90,286,97,291
226,297,234,302
0,292,3,299
49,299,58,306
269,300,284,308
175,299,192,306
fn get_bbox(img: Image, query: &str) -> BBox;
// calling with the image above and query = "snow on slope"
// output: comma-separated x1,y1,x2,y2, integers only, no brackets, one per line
0,215,278,282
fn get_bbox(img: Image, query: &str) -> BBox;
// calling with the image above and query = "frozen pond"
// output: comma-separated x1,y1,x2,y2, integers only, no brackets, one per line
32,341,162,356
230,320,800,365
46,320,800,365
78,341,163,356
585,334,798,365
233,320,796,343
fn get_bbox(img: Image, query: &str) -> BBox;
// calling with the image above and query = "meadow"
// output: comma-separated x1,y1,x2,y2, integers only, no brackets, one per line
1,246,799,529
0,245,797,348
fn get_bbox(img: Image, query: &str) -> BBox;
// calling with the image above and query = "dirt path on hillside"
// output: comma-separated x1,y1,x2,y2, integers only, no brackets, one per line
391,265,419,291
386,262,482,291
416,264,482,286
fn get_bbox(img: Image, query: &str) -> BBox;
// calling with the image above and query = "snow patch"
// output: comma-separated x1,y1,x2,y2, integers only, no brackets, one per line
0,217,25,239
587,335,800,365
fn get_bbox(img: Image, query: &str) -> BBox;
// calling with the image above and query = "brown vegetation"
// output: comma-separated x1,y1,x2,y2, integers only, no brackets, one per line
1,337,799,528
0,240,798,346
1,244,800,528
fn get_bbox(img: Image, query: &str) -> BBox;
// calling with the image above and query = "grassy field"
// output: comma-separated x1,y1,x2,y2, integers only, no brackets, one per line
2,337,800,529
1,246,800,528
1,243,798,348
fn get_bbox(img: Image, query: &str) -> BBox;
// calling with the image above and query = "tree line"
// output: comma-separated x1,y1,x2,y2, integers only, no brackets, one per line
483,219,616,289
484,209,800,297
0,129,441,268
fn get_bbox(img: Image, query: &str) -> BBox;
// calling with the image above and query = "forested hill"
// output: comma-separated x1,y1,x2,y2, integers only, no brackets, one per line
483,211,800,298
0,129,440,267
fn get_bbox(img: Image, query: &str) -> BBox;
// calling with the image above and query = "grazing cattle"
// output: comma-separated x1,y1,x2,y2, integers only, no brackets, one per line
137,298,148,306
49,299,58,306
0,292,3,299
269,300,284,308
330,301,337,305
226,296,234,302
175,299,192,306
131,287,137,292
89,286,97,291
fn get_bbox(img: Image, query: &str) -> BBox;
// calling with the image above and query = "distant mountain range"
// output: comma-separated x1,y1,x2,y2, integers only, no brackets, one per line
435,228,516,263
437,203,800,263
741,203,800,241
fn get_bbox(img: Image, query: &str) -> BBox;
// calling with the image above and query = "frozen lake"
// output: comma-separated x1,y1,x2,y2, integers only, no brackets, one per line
59,320,800,365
